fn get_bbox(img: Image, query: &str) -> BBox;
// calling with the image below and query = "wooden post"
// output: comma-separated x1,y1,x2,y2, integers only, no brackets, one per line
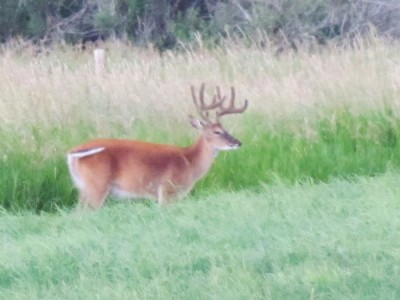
93,48,106,75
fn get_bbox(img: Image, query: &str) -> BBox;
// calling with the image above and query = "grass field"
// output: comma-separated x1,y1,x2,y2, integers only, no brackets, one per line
1,173,400,299
1,37,400,298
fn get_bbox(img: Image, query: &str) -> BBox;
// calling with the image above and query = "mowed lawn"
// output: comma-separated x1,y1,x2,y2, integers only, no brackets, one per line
1,173,400,300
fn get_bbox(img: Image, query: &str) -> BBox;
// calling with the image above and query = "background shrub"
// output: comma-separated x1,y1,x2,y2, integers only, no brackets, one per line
1,0,400,51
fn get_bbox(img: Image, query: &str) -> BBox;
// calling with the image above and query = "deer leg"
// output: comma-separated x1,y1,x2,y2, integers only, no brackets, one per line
74,161,113,209
157,185,167,205
79,186,109,210
157,182,179,205
75,173,112,209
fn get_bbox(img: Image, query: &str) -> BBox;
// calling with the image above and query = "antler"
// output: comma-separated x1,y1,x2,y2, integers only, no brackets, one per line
191,83,225,123
216,86,248,122
191,83,248,123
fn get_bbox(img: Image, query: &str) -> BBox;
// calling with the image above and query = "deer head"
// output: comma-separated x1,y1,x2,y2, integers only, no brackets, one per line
190,83,248,151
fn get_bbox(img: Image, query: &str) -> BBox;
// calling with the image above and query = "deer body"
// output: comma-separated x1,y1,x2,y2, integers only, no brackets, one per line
68,84,248,209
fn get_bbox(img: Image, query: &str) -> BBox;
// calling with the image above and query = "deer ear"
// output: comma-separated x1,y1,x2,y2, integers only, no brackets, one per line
189,115,204,129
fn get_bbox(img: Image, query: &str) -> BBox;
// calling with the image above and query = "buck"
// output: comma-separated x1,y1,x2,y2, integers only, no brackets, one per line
67,83,248,209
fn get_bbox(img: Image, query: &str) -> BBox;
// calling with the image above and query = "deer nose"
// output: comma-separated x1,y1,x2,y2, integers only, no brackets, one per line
232,139,241,148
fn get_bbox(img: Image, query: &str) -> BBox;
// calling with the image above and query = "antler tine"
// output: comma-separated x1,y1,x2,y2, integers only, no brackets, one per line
199,82,206,107
191,83,209,122
191,83,203,109
216,86,248,121
216,85,222,101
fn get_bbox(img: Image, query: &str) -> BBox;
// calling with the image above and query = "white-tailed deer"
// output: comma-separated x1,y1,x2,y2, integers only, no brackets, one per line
67,83,248,208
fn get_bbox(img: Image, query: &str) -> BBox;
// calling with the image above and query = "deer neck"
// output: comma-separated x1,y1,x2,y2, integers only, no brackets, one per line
185,136,217,181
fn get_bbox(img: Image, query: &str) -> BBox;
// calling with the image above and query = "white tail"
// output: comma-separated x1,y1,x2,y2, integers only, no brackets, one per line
67,83,248,209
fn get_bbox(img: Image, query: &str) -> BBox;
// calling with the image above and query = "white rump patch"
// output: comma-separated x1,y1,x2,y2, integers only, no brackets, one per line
67,147,105,189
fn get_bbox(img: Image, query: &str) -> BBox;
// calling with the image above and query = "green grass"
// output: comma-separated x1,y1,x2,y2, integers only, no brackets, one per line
1,173,400,299
207,109,400,190
2,109,400,211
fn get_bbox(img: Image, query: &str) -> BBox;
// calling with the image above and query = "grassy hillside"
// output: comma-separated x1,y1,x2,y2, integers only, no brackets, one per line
1,173,400,299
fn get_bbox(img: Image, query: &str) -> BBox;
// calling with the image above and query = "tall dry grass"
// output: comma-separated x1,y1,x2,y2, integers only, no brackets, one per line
1,37,400,135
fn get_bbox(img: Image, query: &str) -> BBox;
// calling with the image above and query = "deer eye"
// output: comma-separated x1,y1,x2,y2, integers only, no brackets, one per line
214,130,223,135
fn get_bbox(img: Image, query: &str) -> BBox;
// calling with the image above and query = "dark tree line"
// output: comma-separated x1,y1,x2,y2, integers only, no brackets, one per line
1,0,400,51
